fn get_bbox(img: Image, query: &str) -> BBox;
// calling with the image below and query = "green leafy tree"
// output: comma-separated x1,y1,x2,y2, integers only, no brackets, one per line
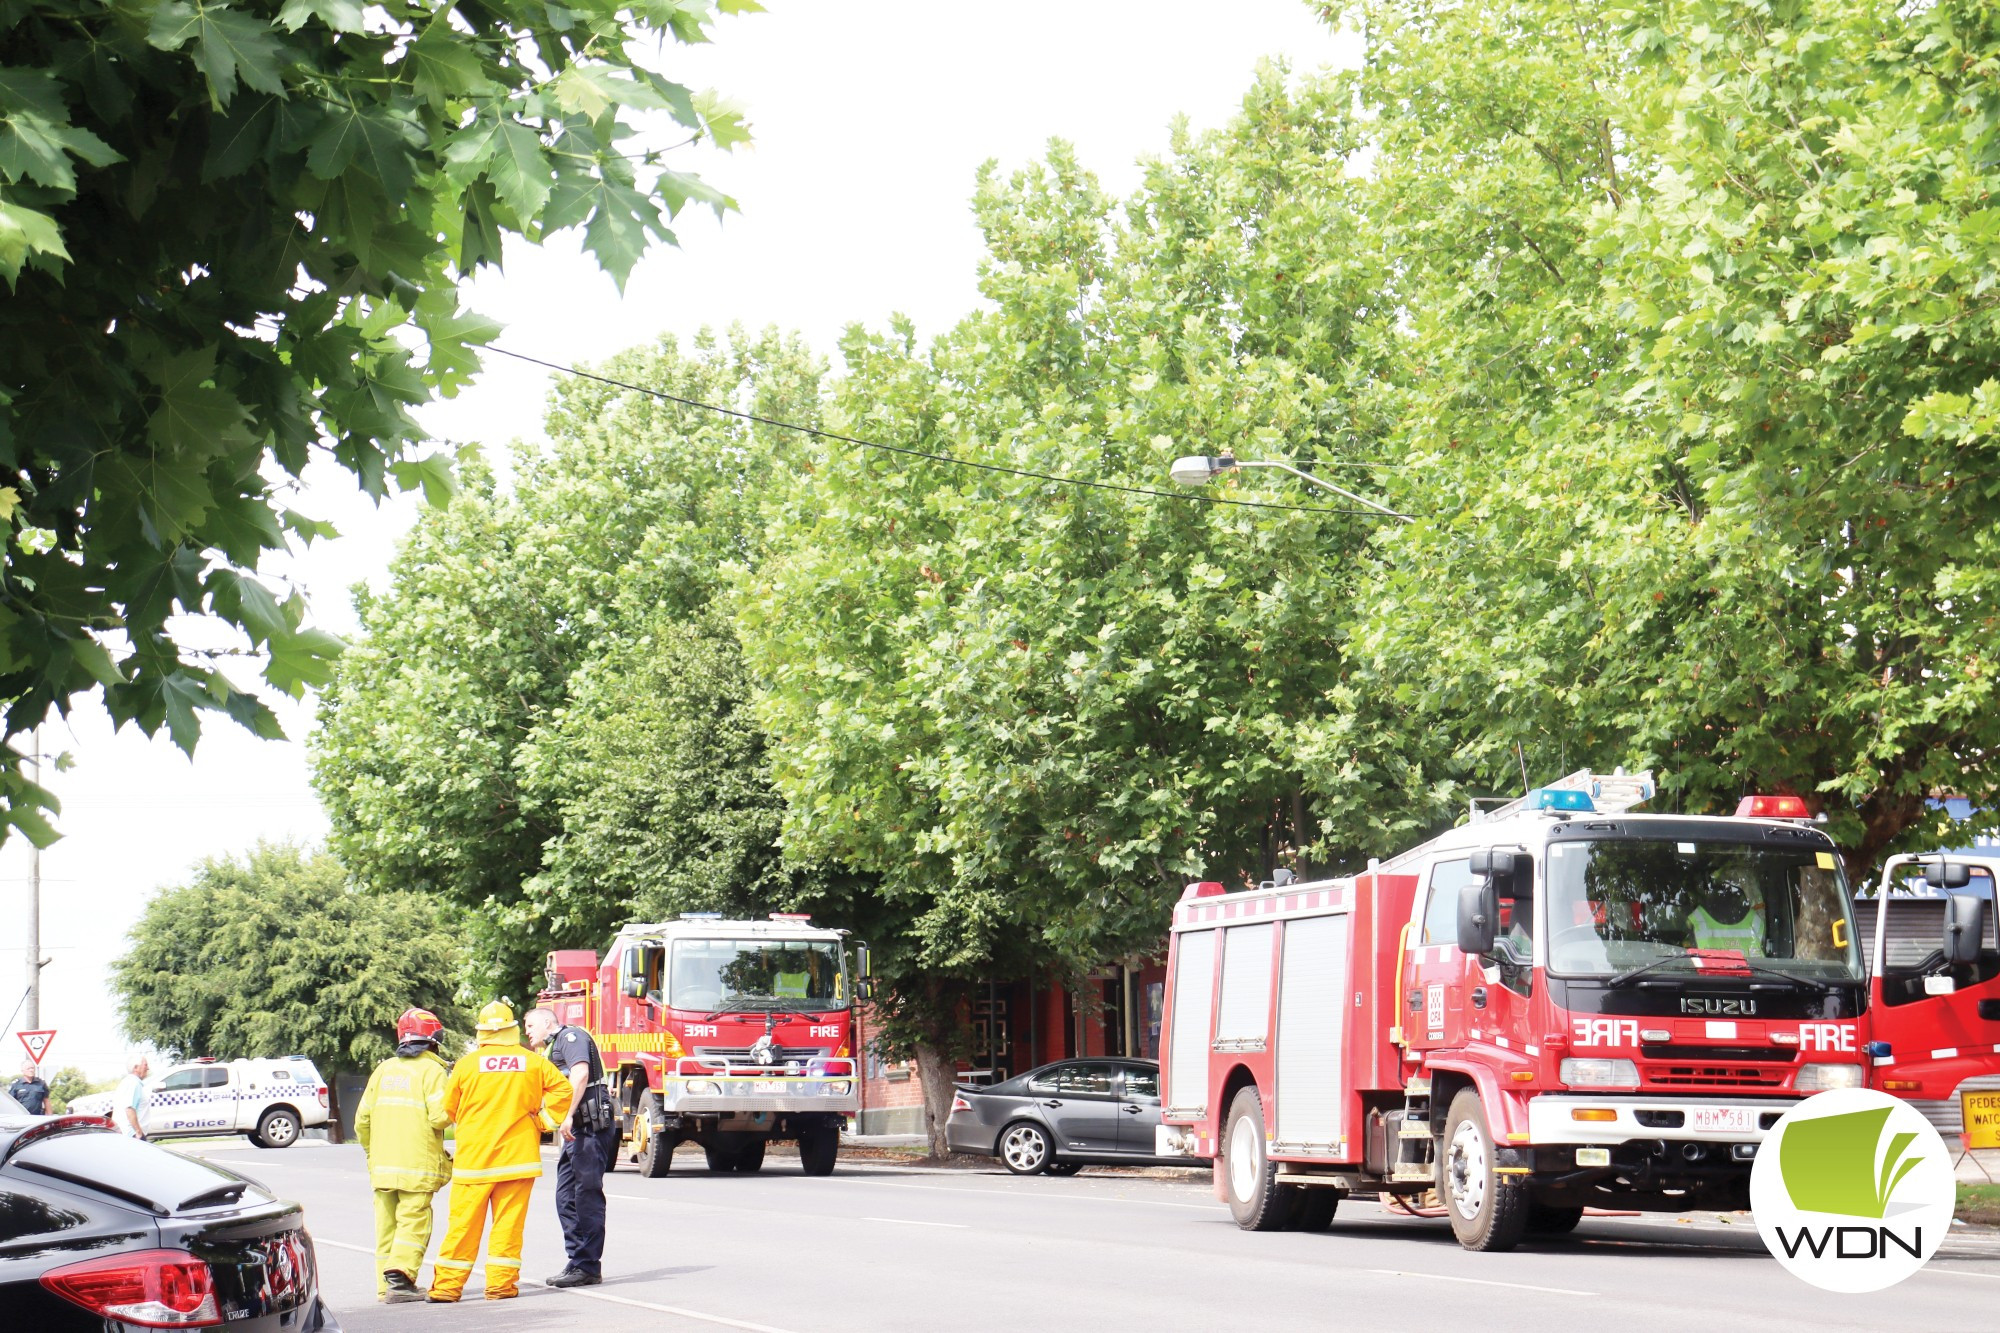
0,0,755,847
112,842,470,1075
41,1065,89,1113
311,329,832,994
1296,0,2000,868
737,130,1407,1148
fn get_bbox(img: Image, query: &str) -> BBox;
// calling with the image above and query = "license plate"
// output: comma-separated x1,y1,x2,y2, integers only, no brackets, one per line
1689,1106,1755,1133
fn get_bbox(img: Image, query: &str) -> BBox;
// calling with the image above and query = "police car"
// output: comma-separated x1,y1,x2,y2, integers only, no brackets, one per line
139,1057,332,1148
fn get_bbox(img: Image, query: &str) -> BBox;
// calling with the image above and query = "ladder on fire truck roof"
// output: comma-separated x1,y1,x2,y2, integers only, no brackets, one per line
1371,769,1656,877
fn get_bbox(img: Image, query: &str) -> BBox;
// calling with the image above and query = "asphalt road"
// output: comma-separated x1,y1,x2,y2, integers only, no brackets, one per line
185,1140,2000,1333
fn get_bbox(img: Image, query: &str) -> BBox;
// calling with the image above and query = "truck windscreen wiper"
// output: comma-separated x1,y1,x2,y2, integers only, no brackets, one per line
1603,953,1834,993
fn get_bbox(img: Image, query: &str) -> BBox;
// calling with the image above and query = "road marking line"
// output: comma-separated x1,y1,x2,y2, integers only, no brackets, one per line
1369,1269,1596,1297
520,1277,804,1333
838,1178,1225,1211
1921,1265,2000,1281
315,1237,803,1332
859,1216,967,1228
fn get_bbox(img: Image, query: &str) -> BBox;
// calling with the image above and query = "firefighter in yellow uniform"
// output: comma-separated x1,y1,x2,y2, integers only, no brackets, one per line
429,1000,573,1303
354,1008,452,1303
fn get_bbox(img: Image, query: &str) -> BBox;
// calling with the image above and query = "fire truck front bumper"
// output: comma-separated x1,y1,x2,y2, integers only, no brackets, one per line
660,1075,861,1116
1527,1094,1798,1147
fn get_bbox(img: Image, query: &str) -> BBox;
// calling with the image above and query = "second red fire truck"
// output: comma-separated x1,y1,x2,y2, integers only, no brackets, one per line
540,913,869,1176
1156,771,2000,1250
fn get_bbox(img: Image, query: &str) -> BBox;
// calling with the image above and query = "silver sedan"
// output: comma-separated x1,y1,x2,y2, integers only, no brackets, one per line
945,1058,1175,1175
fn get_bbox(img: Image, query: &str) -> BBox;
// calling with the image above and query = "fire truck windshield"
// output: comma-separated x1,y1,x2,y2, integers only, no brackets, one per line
668,939,845,1013
1543,838,1863,982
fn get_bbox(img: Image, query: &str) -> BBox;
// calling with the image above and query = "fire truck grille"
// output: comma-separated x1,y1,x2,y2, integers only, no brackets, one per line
692,1045,831,1062
1643,1064,1789,1088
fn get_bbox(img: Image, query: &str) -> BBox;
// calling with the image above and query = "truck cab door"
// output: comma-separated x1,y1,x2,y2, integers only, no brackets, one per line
1406,858,1477,1052
1866,878,2000,1096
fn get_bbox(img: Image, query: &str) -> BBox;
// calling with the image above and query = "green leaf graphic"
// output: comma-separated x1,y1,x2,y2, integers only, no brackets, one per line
1780,1108,1927,1219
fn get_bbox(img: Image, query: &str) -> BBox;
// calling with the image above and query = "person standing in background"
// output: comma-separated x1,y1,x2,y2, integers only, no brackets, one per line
355,1009,453,1304
7,1062,48,1115
428,1001,572,1303
114,1054,149,1138
524,1007,617,1288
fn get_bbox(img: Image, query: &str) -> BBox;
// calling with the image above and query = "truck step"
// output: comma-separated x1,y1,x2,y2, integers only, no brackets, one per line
1404,1078,1431,1096
1389,1167,1437,1184
1397,1123,1435,1140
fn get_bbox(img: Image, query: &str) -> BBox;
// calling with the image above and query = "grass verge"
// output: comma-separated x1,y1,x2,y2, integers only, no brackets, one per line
1956,1183,2000,1225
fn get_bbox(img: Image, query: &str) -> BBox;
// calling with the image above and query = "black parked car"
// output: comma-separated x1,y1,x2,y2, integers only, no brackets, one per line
0,1100,340,1330
945,1058,1176,1175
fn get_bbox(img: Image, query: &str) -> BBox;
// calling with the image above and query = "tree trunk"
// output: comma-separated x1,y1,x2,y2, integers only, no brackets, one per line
914,1042,959,1160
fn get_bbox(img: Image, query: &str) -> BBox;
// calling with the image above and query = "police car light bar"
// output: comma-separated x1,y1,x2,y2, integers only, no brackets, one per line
1735,794,1811,820
679,912,724,920
769,913,811,922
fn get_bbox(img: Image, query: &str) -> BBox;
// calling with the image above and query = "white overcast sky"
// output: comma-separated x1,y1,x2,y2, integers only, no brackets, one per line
1,1,1358,1079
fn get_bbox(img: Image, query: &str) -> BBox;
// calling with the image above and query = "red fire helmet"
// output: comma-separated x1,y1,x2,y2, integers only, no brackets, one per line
396,1008,444,1044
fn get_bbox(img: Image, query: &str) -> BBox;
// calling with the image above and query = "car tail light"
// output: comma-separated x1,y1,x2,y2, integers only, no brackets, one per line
41,1250,222,1327
318,1086,329,1107
950,1095,971,1115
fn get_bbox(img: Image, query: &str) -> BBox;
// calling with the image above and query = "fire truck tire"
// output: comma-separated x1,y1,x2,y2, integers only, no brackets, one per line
635,1093,674,1178
1526,1201,1583,1235
704,1136,767,1173
1442,1089,1528,1252
1292,1189,1339,1232
798,1123,839,1176
1223,1086,1297,1232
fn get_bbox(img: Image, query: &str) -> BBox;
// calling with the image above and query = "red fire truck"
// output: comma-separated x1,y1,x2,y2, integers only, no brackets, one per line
539,913,869,1177
1156,771,2000,1251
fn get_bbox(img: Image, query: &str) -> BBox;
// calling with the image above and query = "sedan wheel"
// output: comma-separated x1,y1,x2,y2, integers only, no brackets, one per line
999,1121,1052,1175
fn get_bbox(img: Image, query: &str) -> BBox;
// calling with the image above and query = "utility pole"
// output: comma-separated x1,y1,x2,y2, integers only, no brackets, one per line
25,726,41,1031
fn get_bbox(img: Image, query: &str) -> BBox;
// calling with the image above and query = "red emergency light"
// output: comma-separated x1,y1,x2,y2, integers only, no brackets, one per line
1180,881,1227,901
1735,794,1811,820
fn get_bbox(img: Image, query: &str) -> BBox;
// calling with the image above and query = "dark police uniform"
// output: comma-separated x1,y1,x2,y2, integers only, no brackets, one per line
548,1024,617,1278
8,1075,48,1116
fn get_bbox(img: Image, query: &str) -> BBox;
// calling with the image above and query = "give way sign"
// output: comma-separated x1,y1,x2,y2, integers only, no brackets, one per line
17,1030,55,1064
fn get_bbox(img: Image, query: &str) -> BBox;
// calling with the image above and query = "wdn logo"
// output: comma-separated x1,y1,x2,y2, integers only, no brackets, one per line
1750,1088,1954,1292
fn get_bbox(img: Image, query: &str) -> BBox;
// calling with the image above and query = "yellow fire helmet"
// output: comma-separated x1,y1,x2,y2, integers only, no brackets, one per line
474,999,516,1033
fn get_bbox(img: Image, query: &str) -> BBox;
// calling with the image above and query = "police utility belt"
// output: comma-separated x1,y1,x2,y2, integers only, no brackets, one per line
558,1028,616,1134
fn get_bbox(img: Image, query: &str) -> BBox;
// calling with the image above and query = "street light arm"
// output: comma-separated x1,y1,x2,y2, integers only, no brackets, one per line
1231,458,1413,523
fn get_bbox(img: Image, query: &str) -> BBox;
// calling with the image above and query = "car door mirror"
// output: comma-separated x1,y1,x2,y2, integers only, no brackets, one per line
1457,879,1498,957
1944,893,1986,968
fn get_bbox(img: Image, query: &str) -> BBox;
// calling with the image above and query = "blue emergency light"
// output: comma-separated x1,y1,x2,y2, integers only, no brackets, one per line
1526,788,1596,813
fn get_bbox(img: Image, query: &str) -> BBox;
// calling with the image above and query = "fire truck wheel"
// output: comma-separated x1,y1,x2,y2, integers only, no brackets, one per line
798,1122,839,1176
998,1121,1053,1175
635,1093,674,1178
1292,1189,1339,1232
1442,1089,1528,1252
1526,1201,1583,1235
1223,1086,1297,1232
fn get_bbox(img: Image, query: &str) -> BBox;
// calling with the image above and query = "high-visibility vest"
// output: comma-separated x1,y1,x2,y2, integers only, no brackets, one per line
774,970,809,998
1690,905,1765,956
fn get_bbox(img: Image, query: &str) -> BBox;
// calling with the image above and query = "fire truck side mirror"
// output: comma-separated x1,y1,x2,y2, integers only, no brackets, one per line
1944,893,1986,968
853,945,875,1002
1925,859,1973,890
618,947,646,1000
1469,849,1518,877
1457,880,1498,957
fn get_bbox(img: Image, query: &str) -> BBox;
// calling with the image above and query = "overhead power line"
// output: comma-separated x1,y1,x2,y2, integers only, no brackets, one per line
486,346,1407,520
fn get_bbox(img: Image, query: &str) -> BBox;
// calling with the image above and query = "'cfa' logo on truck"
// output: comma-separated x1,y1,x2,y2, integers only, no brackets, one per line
1750,1088,1953,1291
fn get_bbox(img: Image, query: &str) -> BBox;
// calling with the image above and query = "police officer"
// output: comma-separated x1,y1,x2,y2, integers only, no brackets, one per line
429,1000,572,1303
524,1006,617,1289
354,1008,452,1303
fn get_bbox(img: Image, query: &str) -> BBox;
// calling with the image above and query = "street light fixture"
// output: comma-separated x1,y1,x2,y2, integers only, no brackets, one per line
1168,453,1411,523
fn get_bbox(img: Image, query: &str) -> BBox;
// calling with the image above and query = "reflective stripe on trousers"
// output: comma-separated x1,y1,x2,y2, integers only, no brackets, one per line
428,1178,534,1300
